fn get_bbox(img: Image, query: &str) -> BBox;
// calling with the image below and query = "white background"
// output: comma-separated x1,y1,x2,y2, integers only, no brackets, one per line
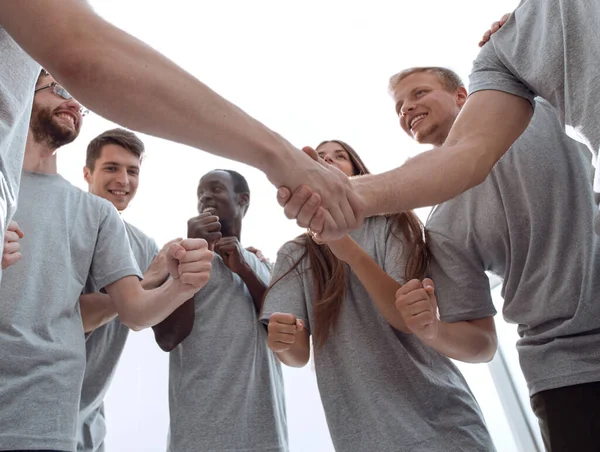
57,1,528,450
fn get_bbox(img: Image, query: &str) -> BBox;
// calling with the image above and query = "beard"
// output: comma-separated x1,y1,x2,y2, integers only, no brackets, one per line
30,104,79,149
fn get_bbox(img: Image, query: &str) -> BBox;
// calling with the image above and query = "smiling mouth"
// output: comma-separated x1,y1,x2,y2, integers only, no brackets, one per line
108,189,128,197
55,112,77,129
203,206,217,214
409,113,428,131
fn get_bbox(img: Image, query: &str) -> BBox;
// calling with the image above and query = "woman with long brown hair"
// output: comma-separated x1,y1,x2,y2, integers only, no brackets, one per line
260,140,495,452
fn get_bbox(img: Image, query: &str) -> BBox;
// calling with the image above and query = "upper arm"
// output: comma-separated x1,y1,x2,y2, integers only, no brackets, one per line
444,90,533,186
0,1,103,75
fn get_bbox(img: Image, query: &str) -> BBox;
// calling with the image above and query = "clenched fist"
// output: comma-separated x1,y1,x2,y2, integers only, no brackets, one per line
395,278,439,341
187,211,222,250
267,312,305,353
3,220,24,269
167,238,213,293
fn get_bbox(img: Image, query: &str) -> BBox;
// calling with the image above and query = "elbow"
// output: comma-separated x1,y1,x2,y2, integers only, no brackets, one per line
118,314,148,332
469,333,498,363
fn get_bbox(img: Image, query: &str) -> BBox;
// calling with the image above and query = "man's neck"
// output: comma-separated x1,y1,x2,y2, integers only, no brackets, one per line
23,132,59,174
220,219,242,241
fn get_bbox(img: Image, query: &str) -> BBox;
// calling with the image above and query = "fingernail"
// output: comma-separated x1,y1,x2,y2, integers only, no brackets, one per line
278,188,287,198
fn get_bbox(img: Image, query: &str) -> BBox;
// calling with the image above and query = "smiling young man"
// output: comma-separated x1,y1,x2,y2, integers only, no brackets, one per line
154,169,288,452
77,128,180,452
390,67,600,451
0,71,212,452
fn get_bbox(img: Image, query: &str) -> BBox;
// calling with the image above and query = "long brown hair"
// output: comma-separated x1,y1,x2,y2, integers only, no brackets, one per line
268,140,428,348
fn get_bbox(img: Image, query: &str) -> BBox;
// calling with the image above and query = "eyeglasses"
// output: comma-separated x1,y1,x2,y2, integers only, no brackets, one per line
34,82,89,117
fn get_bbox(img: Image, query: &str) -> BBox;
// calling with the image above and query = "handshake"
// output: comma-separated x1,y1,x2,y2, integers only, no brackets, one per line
270,145,369,241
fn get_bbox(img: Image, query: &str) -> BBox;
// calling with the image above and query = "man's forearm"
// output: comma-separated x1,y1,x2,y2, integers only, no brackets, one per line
236,264,268,314
152,297,195,352
80,293,118,333
421,319,497,363
0,0,289,179
106,277,193,331
352,91,533,216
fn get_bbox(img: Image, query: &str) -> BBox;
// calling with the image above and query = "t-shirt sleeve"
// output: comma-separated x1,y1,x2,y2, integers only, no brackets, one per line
241,249,272,286
89,203,142,291
426,214,497,323
468,37,535,108
260,242,311,332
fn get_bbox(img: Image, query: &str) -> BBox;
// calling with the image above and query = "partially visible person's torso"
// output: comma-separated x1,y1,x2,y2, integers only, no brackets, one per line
78,221,159,452
428,99,600,396
0,170,140,451
263,217,495,452
168,248,288,452
0,27,40,279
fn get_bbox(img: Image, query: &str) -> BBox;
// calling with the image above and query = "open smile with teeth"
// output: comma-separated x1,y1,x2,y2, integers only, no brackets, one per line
409,113,428,131
203,206,217,214
56,112,77,128
109,190,128,197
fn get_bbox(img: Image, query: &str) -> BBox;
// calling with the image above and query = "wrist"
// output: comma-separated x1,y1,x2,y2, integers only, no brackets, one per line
351,175,376,217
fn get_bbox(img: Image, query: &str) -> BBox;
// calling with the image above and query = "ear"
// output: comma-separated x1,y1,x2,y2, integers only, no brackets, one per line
237,192,250,214
456,86,468,108
83,166,92,184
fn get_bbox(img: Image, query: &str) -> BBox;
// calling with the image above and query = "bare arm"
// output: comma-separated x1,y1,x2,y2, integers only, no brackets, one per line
423,317,497,363
236,264,269,314
152,297,196,352
80,258,176,334
104,239,212,330
352,91,533,216
326,236,409,332
0,0,364,232
80,292,117,333
396,279,497,363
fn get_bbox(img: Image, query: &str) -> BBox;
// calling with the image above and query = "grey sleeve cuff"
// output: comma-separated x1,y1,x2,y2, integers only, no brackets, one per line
440,306,497,323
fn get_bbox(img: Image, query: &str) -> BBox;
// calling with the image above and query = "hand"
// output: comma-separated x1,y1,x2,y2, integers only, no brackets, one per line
187,212,222,250
478,13,510,47
271,146,365,240
167,238,213,294
395,278,439,341
3,220,24,269
267,312,305,353
214,236,247,274
144,238,182,288
246,246,270,264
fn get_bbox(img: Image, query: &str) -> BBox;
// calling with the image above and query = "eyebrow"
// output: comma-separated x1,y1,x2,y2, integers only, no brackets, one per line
394,86,430,114
102,161,140,169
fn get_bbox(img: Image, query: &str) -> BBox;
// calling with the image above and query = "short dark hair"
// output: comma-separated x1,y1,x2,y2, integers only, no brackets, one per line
213,169,250,196
86,128,145,171
388,66,464,95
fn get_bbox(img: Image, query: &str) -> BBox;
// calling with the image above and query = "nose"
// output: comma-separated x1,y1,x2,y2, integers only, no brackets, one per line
63,99,84,120
400,100,415,118
115,168,129,186
323,155,334,165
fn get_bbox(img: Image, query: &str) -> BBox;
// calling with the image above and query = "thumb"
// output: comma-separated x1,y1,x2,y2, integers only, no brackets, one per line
169,243,186,261
422,278,435,294
277,187,292,207
296,319,305,332
301,146,319,162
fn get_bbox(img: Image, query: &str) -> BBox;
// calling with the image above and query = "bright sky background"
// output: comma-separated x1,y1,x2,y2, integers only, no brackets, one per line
55,1,531,451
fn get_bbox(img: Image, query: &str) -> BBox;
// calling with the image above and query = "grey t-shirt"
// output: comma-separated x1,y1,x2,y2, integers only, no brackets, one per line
77,221,159,452
168,248,288,452
0,26,40,280
261,217,495,452
0,171,141,451
427,99,600,396
468,0,600,231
